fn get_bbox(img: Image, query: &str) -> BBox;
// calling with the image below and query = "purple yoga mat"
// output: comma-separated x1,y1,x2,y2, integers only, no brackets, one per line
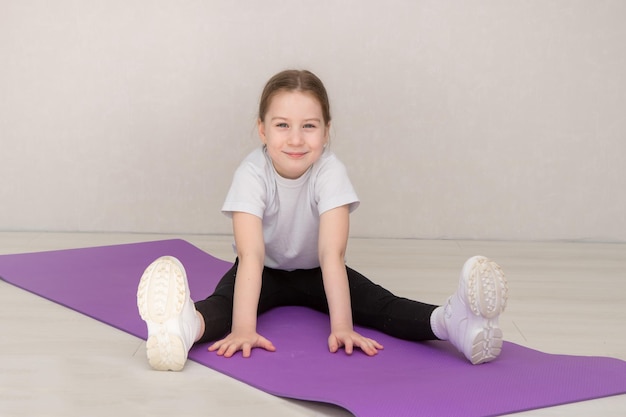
1,239,626,417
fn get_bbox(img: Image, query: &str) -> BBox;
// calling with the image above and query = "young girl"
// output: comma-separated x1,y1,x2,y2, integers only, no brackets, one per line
137,69,508,371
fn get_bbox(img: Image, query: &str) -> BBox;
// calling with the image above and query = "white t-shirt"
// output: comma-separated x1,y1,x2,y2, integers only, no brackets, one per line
222,146,359,270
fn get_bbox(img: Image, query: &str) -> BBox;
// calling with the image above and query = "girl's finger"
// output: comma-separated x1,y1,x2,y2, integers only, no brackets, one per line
344,339,354,355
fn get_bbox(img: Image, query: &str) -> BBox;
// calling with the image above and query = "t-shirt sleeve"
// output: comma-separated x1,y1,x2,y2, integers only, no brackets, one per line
315,155,360,215
221,161,266,219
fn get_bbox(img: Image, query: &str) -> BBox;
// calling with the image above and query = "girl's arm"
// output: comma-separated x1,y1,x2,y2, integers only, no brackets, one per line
208,211,275,358
318,205,383,356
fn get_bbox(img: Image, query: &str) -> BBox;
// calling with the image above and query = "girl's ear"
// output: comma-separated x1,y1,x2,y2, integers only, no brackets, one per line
257,118,267,144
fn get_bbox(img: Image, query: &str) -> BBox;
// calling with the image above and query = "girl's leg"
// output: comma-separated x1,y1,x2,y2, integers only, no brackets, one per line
139,257,300,370
193,262,238,343
346,258,508,365
278,261,507,365
345,266,439,341
348,256,508,364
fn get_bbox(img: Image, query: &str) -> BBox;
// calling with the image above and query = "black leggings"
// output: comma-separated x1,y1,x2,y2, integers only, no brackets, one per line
194,259,439,344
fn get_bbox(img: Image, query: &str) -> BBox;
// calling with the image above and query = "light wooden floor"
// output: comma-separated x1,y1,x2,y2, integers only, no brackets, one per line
1,232,624,416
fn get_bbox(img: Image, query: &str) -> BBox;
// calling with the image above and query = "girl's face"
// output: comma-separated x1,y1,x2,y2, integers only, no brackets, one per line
258,90,329,179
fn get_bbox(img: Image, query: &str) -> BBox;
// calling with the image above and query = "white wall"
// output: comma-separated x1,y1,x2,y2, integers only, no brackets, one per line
1,0,625,242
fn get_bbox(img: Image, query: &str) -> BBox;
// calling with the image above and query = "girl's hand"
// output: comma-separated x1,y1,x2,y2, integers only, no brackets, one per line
328,329,384,356
208,331,276,358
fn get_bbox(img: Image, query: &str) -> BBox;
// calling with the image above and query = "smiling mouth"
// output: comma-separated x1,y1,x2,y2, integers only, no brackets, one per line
284,152,307,158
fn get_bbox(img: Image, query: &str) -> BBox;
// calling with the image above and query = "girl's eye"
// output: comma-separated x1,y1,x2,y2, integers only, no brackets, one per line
303,124,317,129
276,123,288,128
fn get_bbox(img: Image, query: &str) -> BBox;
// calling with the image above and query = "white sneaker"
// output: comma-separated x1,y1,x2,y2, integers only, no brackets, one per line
441,256,508,364
137,256,200,371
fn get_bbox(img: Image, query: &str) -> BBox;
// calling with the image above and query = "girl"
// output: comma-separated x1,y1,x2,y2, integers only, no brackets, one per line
137,69,508,371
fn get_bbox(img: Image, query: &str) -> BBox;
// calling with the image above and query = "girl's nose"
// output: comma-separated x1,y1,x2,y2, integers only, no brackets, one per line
288,130,304,145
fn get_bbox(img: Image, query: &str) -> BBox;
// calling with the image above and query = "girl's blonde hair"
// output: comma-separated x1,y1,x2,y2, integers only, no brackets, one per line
258,70,331,126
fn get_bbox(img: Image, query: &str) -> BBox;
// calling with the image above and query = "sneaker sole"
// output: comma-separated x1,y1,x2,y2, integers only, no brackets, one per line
469,324,504,364
137,256,188,371
466,256,508,364
466,256,507,319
